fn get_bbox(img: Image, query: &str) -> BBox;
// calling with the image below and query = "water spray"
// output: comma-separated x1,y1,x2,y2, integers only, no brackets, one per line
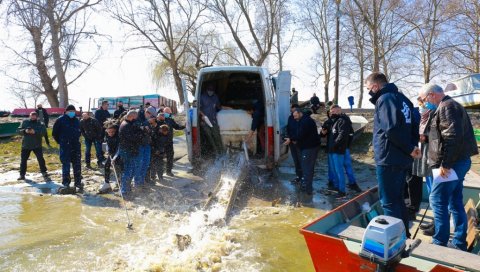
110,155,133,230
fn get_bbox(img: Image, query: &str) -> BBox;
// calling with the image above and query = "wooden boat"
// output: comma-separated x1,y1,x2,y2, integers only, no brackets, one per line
0,122,20,138
0,111,10,117
300,171,480,272
446,74,480,109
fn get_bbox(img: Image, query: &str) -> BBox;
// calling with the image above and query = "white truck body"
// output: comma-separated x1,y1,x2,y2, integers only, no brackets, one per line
182,66,291,167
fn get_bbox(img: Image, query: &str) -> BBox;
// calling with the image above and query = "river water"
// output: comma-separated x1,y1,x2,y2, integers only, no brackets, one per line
0,157,335,272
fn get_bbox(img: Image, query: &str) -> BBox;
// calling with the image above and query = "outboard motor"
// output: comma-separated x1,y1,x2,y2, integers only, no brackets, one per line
360,216,421,272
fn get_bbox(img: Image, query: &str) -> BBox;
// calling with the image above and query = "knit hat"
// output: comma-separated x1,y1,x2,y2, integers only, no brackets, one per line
146,106,157,117
65,105,76,111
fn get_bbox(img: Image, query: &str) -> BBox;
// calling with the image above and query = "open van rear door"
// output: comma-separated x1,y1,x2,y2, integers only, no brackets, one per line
274,71,291,162
182,78,193,162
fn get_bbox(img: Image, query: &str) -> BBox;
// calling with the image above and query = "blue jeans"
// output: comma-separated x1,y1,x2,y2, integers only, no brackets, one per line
430,158,471,250
344,149,356,184
425,175,433,195
332,153,346,193
301,146,319,194
59,143,82,187
120,150,141,194
328,149,356,185
84,138,103,164
376,165,409,234
327,154,336,183
134,145,151,185
290,143,303,179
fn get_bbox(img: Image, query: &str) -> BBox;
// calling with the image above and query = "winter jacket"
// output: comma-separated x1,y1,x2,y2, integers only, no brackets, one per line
427,96,479,169
94,108,111,126
80,118,103,141
119,119,144,155
292,114,320,150
162,117,185,143
327,114,352,154
18,119,46,150
370,83,416,166
35,108,49,126
150,124,169,154
113,106,127,119
105,132,120,158
52,114,81,146
286,113,299,139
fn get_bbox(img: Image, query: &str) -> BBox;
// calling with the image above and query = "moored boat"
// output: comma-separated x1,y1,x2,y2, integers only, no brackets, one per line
300,172,480,272
0,122,21,138
446,74,480,109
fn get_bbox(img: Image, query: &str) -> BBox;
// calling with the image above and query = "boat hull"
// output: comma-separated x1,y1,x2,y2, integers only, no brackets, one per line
0,122,20,138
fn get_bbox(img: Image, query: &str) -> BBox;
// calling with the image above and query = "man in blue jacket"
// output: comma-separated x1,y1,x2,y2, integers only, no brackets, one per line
53,105,83,194
290,109,320,195
366,72,420,235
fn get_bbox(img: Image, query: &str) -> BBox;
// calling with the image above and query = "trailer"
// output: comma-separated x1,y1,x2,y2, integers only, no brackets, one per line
92,94,178,114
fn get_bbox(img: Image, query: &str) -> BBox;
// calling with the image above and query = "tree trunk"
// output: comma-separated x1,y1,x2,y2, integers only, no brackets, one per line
46,0,68,108
29,26,59,107
172,66,185,105
372,0,380,72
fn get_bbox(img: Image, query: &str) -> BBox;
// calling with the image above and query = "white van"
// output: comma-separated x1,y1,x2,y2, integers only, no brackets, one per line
182,66,292,168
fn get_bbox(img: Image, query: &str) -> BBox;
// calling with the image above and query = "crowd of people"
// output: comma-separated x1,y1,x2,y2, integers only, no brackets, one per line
16,72,478,252
18,101,185,197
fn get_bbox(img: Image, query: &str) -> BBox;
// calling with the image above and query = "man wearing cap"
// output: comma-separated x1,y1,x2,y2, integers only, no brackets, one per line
35,104,50,147
53,105,83,194
17,112,49,180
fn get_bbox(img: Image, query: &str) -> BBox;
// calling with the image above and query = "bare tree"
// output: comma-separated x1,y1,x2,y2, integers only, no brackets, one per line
343,0,370,108
208,0,281,66
4,0,103,107
152,28,237,95
272,0,295,72
351,0,414,78
298,0,336,103
448,0,480,73
111,0,205,104
402,0,459,83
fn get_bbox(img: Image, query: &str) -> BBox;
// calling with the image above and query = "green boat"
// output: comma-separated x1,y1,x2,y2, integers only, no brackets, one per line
300,171,480,272
0,122,21,138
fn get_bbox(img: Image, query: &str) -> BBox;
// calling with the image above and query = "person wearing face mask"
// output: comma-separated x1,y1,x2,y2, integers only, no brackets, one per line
53,105,83,194
113,101,127,119
35,104,51,147
17,112,48,180
156,107,185,177
199,84,224,157
365,72,421,237
419,83,478,251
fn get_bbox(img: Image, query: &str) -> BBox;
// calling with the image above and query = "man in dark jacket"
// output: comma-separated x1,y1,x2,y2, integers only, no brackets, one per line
290,109,320,195
118,110,144,195
95,101,111,127
150,122,170,181
17,112,48,180
284,104,302,184
99,119,121,194
157,107,185,176
420,83,479,251
366,72,420,235
246,100,265,153
310,93,321,114
327,105,361,198
113,101,127,119
80,113,104,168
199,84,224,157
53,105,82,194
35,104,50,146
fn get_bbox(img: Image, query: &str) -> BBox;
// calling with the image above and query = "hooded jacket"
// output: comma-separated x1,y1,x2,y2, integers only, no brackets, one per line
370,83,416,166
119,119,144,155
327,114,352,154
427,96,479,168
292,114,320,150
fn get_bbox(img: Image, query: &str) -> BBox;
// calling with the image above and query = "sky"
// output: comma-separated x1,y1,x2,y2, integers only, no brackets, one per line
0,6,363,112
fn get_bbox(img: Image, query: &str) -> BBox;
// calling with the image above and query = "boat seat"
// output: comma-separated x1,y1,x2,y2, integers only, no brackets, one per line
327,224,364,242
